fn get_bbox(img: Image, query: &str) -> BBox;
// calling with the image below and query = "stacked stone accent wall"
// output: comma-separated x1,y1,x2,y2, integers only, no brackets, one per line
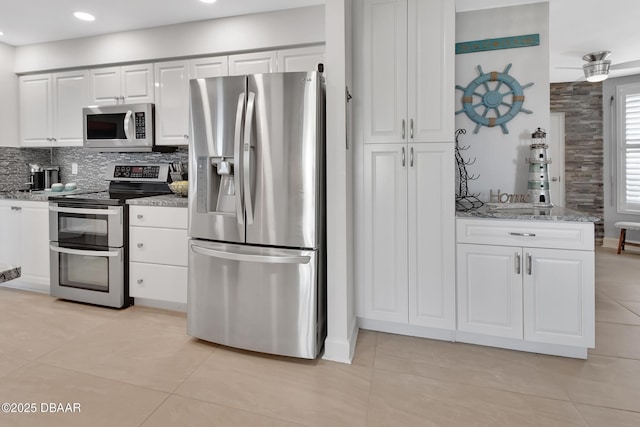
550,82,604,244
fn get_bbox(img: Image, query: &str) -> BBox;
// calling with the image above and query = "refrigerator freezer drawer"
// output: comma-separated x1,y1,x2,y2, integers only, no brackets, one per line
187,240,326,359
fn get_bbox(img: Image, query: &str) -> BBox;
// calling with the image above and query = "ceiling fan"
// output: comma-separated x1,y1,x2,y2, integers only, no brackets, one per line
559,51,640,82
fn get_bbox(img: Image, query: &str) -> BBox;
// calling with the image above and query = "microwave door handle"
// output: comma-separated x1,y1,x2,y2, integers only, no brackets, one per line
234,92,245,225
49,206,121,216
123,110,133,141
243,91,256,225
50,244,120,258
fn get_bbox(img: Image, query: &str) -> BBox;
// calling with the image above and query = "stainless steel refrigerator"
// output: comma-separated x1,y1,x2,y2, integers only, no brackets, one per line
187,72,325,359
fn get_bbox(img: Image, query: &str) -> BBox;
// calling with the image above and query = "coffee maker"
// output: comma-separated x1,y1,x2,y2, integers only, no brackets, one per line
27,164,45,190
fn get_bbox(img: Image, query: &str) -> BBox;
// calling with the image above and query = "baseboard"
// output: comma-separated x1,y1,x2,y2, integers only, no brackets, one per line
358,317,455,342
133,297,186,313
322,319,358,364
1,279,49,294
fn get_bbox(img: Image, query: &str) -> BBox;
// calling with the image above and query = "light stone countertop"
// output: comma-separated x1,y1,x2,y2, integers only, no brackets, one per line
126,194,188,208
0,264,21,283
0,188,105,202
456,205,601,222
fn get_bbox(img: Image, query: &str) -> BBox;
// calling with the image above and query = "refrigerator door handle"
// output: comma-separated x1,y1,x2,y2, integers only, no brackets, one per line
191,243,311,264
243,91,256,225
234,92,245,225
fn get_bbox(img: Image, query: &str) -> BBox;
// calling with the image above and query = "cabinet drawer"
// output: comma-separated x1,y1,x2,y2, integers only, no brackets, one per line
456,219,594,251
130,262,187,303
129,206,187,229
130,226,188,266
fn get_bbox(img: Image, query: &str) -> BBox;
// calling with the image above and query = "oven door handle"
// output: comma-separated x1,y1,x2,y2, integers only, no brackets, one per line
49,206,121,216
50,245,120,258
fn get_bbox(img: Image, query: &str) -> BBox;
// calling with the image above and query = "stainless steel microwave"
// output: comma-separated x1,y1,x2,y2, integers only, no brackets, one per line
83,103,158,152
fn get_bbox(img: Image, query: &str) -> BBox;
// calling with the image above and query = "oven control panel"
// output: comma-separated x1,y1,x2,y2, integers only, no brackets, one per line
106,163,170,182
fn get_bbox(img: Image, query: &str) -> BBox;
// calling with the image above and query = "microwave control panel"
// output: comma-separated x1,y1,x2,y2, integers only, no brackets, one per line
135,112,146,139
107,164,169,182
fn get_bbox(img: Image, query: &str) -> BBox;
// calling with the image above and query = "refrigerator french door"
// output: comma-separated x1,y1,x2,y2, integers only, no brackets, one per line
188,72,325,359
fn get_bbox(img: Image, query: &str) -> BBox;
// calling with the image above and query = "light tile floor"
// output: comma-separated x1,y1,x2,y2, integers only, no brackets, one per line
0,247,639,426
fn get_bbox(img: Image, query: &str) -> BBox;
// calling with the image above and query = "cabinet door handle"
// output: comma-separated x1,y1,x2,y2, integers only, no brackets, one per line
509,232,536,237
402,147,406,167
515,252,521,275
410,119,414,139
410,146,414,167
137,243,144,248
527,253,532,275
402,119,406,139
137,279,143,284
137,214,143,219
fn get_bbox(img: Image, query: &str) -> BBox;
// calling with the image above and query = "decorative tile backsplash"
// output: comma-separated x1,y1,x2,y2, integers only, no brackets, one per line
51,147,189,190
0,147,53,191
0,146,188,192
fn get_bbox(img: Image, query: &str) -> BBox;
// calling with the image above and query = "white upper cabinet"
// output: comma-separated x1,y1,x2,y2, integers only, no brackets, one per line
190,56,229,79
52,70,89,146
154,60,190,146
362,0,454,143
277,46,325,72
20,71,88,147
19,74,53,147
228,51,277,76
89,63,154,105
363,0,407,143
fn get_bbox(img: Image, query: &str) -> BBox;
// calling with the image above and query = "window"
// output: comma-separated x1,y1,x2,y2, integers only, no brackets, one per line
617,83,640,213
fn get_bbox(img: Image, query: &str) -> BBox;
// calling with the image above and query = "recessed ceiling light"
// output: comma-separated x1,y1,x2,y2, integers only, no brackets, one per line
200,0,217,3
74,11,96,22
0,32,3,36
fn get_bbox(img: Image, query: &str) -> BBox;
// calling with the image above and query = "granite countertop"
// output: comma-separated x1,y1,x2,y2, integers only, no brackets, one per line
0,188,105,202
456,204,601,222
0,264,21,284
127,194,188,208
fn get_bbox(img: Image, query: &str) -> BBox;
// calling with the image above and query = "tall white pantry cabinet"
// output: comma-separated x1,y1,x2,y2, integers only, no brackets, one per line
355,0,456,334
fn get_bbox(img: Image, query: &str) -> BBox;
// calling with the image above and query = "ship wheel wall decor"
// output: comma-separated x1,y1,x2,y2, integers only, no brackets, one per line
456,63,534,134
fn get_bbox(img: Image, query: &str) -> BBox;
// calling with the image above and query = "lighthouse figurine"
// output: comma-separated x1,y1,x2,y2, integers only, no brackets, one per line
526,127,553,207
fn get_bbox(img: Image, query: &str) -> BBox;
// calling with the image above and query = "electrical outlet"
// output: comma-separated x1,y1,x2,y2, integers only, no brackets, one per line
71,163,78,175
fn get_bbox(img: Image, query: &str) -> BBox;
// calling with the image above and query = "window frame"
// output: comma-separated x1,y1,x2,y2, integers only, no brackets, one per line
616,82,640,214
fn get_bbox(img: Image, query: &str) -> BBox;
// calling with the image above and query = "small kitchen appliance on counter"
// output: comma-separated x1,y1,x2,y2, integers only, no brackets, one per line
48,163,171,308
27,164,45,190
43,166,60,190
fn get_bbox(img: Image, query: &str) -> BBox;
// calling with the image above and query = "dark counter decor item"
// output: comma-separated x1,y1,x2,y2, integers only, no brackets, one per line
455,129,484,212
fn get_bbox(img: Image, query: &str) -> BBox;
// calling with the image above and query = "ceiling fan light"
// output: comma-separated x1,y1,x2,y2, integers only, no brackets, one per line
583,60,611,82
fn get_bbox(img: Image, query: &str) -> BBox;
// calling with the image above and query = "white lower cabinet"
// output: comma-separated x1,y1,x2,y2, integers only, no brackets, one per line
361,142,455,331
129,206,188,305
456,219,595,354
0,200,50,291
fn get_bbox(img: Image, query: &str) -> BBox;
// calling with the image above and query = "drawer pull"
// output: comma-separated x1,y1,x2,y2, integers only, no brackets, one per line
137,243,144,248
137,214,143,219
509,232,536,237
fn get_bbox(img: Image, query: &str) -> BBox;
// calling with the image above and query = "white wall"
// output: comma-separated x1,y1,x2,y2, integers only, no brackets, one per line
0,42,19,147
14,6,325,73
455,3,550,200
323,0,356,364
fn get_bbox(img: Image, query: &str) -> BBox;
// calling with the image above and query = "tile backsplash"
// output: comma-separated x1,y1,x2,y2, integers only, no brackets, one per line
0,147,53,191
52,147,189,190
0,146,188,192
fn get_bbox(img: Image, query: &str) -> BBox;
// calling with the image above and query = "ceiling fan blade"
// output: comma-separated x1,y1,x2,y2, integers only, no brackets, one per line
611,59,640,70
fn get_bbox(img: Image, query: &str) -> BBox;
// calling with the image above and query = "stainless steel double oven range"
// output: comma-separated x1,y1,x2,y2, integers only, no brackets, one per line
48,163,171,308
